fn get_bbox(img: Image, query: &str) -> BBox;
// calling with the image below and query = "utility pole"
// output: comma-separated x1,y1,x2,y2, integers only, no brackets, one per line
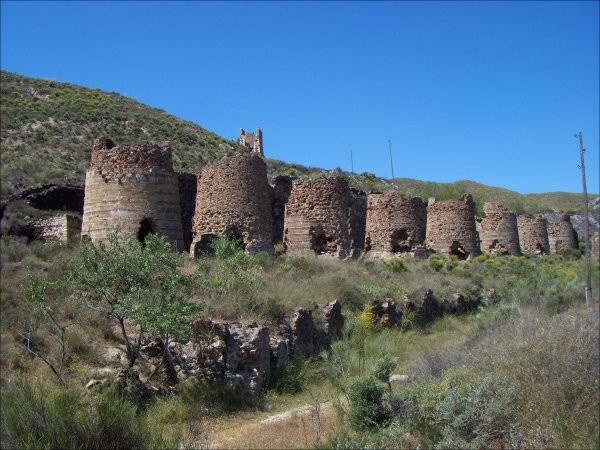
578,131,593,309
350,150,354,174
388,139,395,182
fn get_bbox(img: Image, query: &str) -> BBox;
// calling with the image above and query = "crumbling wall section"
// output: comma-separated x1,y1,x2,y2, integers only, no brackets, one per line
271,175,294,245
82,139,184,251
547,214,578,253
476,202,521,255
191,154,273,255
365,192,427,258
25,214,81,243
517,215,550,254
177,173,197,252
425,194,481,258
350,189,367,257
283,177,352,258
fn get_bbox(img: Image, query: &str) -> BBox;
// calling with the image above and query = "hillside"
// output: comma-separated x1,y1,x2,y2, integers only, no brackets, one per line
1,70,597,216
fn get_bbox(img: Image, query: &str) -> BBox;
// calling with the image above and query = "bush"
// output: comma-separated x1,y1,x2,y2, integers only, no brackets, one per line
347,376,389,430
429,254,444,272
385,258,408,273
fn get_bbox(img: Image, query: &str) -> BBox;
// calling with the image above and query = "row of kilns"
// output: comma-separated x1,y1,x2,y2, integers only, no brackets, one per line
81,143,580,258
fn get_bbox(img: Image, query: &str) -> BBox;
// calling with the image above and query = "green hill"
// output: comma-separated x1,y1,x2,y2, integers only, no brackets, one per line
1,70,597,215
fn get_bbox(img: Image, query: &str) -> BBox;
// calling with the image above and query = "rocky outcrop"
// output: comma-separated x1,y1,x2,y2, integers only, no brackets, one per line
368,298,402,327
402,288,441,325
313,300,344,350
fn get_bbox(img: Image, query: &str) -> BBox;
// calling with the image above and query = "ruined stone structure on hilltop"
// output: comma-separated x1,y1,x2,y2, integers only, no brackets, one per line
271,175,295,245
476,202,521,256
425,194,481,259
364,192,427,258
24,214,82,243
517,215,550,254
239,128,263,156
349,188,368,257
547,214,579,253
191,154,273,255
177,173,197,252
82,139,184,250
283,177,352,259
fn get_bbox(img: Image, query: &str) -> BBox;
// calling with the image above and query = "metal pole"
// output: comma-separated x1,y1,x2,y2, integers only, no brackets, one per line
578,131,593,309
388,140,395,181
350,150,354,174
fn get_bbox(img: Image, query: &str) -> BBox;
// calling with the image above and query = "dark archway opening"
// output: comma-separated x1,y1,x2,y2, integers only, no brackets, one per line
224,226,246,251
489,239,507,254
449,240,468,260
311,227,337,255
534,242,546,255
364,235,372,253
137,218,155,246
391,229,411,253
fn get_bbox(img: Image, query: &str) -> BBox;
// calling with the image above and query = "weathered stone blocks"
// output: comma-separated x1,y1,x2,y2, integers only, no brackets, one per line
425,194,481,258
476,202,521,255
517,215,550,254
191,154,273,255
547,214,578,253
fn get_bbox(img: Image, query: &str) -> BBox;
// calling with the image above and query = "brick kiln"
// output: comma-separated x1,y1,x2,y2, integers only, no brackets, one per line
283,177,352,259
476,202,521,255
547,214,578,253
191,154,273,255
517,215,550,254
364,192,427,258
425,194,481,259
82,139,184,251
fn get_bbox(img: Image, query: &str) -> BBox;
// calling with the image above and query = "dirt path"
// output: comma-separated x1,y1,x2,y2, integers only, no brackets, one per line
206,399,341,449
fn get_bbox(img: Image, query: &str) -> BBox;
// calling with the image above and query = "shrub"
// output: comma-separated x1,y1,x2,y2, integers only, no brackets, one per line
347,376,389,430
428,254,444,272
385,258,407,273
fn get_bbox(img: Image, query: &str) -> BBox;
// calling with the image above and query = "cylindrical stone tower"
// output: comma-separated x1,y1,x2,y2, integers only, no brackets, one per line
547,214,578,253
476,202,521,256
283,177,352,259
82,139,184,251
364,192,427,258
425,194,481,259
517,215,550,254
191,154,273,256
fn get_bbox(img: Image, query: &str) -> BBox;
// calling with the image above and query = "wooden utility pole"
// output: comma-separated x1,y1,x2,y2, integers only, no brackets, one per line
578,131,593,309
388,140,395,181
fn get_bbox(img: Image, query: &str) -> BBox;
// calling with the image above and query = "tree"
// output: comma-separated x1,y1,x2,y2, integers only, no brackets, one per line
70,230,195,379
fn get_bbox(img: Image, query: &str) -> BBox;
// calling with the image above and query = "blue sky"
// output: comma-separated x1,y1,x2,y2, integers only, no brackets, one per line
1,1,598,194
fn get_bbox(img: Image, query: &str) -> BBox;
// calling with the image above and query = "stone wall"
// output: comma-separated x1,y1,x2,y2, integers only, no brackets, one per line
18,184,84,214
271,175,294,245
239,128,263,156
546,214,578,253
350,189,368,257
364,192,427,258
25,214,81,243
177,173,197,252
476,202,521,256
517,215,550,254
82,139,184,251
191,154,273,255
283,177,352,258
425,194,481,258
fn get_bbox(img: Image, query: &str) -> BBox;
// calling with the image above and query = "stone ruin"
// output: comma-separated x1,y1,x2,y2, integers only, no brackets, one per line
364,192,427,258
239,128,264,156
23,214,82,243
162,300,344,396
81,139,184,251
177,173,197,252
476,202,521,256
547,214,579,253
270,175,294,245
425,194,481,259
191,154,273,256
283,177,352,259
517,215,550,255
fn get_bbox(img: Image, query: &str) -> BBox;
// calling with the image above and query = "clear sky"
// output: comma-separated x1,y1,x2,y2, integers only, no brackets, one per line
1,1,598,194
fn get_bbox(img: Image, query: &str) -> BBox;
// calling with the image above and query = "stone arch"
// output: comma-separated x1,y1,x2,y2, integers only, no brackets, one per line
449,240,469,260
137,218,155,245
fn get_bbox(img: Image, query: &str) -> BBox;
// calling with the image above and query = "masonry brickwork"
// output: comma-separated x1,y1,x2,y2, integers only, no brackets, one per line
270,175,294,245
239,128,263,156
82,139,184,251
364,192,427,258
283,177,352,258
425,194,481,258
476,202,521,256
177,173,197,252
547,214,578,253
191,154,273,255
517,215,550,254
25,214,82,243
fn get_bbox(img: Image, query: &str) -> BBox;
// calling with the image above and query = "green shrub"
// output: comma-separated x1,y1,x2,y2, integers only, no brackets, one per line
429,254,444,272
385,258,408,273
347,376,389,431
373,355,397,385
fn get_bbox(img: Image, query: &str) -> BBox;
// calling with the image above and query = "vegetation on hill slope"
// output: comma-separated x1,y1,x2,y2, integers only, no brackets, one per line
1,70,597,214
